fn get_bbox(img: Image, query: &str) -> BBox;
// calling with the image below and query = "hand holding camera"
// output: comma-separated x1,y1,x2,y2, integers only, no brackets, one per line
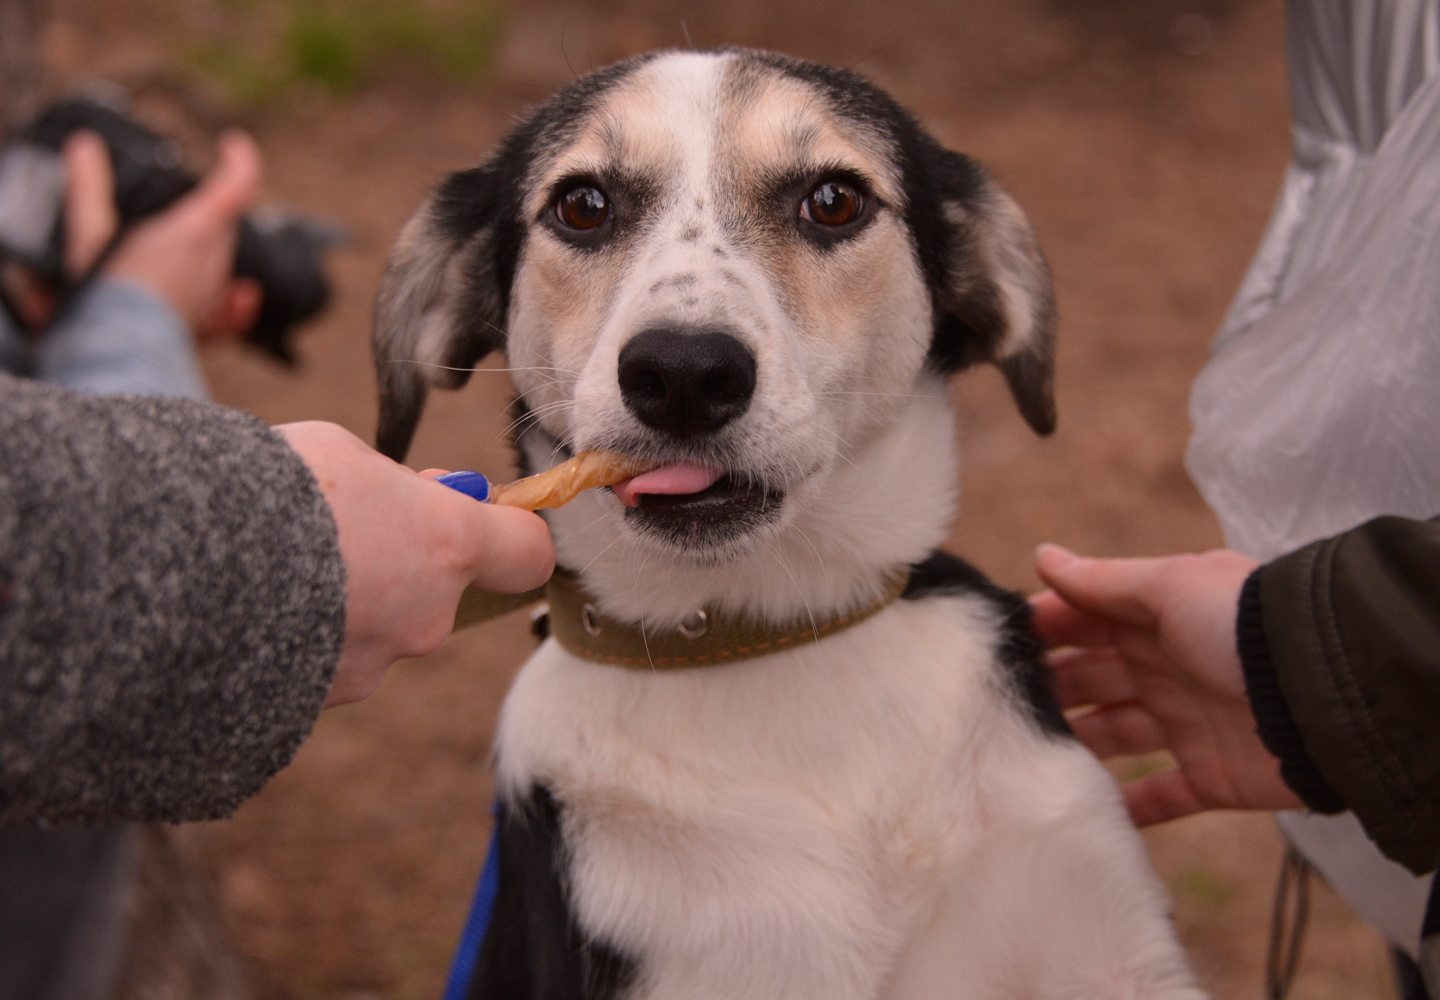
0,98,335,359
103,128,265,344
0,125,263,344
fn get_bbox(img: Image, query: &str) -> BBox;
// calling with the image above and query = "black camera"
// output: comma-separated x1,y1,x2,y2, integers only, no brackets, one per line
0,97,338,363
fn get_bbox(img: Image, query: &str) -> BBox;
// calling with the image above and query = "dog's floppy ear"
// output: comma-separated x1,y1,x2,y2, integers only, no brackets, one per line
373,164,523,461
918,147,1057,435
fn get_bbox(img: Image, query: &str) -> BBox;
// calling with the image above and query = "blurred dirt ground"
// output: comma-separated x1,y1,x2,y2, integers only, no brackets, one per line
29,0,1404,997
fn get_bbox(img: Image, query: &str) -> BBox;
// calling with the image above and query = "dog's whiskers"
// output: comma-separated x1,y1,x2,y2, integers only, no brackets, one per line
627,547,658,673
814,390,931,399
825,426,902,520
387,359,578,396
479,400,574,459
769,542,821,644
791,524,833,596
577,533,627,575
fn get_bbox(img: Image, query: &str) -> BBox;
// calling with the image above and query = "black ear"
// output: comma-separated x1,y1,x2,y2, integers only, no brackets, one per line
916,146,1057,435
372,164,523,461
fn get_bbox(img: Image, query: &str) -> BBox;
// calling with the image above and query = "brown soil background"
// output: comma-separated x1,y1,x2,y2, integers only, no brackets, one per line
32,0,1404,996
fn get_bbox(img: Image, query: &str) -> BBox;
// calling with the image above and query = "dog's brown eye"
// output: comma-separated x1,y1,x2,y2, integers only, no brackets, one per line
557,186,610,230
801,181,863,226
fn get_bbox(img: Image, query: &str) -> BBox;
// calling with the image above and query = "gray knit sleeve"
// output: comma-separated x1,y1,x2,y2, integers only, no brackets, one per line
0,374,346,824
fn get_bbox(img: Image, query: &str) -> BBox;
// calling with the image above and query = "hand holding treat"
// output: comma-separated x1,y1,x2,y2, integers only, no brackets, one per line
434,449,655,632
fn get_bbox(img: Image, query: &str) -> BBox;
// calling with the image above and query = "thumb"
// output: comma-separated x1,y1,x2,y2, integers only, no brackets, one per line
1034,544,1165,630
447,494,555,594
1120,768,1209,827
184,129,261,224
61,130,119,278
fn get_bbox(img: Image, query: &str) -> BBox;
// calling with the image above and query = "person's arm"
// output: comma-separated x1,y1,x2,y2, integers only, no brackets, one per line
1031,515,1440,873
33,279,206,399
0,373,345,824
0,375,554,825
1244,515,1440,874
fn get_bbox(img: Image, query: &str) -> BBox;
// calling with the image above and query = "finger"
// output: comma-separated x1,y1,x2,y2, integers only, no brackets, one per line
1034,544,1166,630
446,493,555,593
1048,646,1137,709
61,130,118,278
184,129,261,224
227,276,263,333
0,261,56,329
418,469,453,478
1029,589,1117,649
195,277,262,343
1067,703,1168,759
1122,768,1208,827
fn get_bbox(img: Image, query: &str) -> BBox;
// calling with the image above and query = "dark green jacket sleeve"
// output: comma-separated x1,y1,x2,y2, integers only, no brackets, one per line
1239,515,1440,875
0,374,346,825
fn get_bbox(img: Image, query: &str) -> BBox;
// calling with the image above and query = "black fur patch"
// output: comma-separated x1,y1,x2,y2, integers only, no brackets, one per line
467,785,639,1000
903,550,1073,739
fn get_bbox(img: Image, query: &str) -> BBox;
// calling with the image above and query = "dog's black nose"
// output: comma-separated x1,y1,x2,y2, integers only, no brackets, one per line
618,328,757,438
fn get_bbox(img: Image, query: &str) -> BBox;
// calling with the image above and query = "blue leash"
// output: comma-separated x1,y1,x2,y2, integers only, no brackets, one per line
431,473,504,1000
442,819,503,1000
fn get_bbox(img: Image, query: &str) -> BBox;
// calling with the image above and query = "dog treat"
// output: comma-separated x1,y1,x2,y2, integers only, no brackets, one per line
491,449,655,510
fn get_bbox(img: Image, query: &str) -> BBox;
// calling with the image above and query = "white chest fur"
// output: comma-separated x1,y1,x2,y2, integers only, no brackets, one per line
495,595,994,998
493,594,1202,1000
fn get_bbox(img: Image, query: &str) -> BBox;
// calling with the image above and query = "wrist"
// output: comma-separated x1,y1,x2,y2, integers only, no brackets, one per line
1237,568,1345,813
87,276,183,323
100,259,187,325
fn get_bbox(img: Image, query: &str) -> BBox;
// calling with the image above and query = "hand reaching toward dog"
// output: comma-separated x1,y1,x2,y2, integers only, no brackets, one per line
1030,544,1303,826
275,422,555,707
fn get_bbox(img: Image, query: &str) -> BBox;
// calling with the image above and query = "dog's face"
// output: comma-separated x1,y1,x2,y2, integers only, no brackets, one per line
375,48,1054,563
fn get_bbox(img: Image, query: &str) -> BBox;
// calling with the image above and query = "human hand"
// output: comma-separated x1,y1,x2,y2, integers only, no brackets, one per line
104,129,264,342
1,129,264,339
274,421,555,707
1030,544,1302,826
61,129,121,279
0,129,119,330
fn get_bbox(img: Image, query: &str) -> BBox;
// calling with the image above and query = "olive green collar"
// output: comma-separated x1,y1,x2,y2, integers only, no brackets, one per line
454,567,911,670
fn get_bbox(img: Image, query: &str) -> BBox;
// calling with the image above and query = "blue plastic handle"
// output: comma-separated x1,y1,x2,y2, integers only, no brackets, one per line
435,470,491,503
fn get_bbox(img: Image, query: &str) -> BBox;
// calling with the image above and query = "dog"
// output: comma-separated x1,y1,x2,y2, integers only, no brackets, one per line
373,47,1205,1000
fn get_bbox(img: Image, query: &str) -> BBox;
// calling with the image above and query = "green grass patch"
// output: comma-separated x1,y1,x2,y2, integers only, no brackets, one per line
1170,864,1238,909
188,0,502,104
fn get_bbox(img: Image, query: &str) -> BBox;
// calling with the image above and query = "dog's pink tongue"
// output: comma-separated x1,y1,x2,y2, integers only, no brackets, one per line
614,464,724,507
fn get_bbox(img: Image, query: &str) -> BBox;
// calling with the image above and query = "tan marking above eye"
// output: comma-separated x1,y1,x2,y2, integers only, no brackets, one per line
557,186,610,230
800,181,863,226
